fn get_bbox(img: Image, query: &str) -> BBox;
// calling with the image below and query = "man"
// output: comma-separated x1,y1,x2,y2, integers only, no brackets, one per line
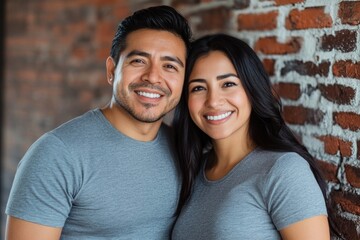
5,5,192,239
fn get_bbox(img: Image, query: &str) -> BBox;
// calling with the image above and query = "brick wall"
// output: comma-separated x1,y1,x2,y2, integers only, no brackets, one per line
2,0,360,239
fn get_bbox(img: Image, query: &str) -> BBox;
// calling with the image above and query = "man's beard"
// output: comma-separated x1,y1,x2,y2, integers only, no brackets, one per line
113,93,165,123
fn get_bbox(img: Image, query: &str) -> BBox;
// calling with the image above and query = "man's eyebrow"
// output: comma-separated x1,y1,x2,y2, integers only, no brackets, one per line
126,50,184,68
126,50,150,58
161,56,184,68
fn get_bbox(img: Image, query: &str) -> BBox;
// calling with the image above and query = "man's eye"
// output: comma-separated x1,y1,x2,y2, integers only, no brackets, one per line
130,59,145,64
164,64,178,71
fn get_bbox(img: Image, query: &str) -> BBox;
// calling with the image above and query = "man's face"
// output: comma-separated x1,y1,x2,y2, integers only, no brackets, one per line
108,29,186,123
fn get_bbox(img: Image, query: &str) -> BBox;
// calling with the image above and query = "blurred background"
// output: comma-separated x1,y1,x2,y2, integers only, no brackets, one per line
1,0,360,239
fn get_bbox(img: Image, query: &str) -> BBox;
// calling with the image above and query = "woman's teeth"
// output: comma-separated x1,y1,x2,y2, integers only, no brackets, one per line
206,111,232,121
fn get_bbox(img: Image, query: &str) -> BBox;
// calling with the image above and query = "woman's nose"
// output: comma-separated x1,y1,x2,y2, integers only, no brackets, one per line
206,89,225,107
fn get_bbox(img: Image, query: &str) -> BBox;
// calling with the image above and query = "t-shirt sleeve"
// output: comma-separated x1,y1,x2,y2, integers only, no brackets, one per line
262,152,327,230
5,132,79,227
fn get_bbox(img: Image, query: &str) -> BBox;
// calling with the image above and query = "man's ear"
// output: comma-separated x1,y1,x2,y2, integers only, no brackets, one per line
106,56,116,85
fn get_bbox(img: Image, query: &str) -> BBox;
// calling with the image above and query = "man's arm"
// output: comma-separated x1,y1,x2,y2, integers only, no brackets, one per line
6,216,62,240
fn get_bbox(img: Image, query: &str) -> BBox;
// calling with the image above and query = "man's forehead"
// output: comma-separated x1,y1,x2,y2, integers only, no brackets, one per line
124,29,186,51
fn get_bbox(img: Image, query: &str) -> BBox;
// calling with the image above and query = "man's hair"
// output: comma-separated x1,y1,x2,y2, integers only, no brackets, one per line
110,5,192,66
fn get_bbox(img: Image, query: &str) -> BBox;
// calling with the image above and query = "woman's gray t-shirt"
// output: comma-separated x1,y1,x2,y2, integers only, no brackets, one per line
172,149,327,240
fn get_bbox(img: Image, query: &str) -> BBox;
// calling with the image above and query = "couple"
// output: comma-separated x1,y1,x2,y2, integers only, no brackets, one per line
5,5,332,240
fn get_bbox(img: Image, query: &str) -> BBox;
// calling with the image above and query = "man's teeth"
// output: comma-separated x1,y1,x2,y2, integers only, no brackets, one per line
137,91,161,98
206,112,232,121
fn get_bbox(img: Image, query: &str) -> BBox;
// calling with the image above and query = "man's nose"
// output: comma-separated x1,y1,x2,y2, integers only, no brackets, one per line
141,64,162,84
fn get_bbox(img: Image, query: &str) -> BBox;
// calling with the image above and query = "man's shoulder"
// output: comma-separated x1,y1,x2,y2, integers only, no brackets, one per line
51,109,100,134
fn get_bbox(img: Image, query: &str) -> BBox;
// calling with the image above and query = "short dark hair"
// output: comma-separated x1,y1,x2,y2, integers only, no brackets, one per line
110,5,192,65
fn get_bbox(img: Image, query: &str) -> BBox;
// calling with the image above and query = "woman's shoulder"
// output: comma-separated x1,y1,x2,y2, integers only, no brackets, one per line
253,148,309,175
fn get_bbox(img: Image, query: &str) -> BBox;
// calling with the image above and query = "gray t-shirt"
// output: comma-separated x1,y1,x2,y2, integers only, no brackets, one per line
172,148,327,240
6,109,180,239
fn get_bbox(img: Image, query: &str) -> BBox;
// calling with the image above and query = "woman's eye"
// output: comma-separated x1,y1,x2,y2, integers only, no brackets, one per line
223,82,237,87
190,86,205,92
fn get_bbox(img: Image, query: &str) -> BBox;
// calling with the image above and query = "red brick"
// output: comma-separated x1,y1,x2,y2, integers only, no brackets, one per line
345,165,360,188
94,0,121,5
192,7,231,31
254,37,301,55
330,190,360,239
338,1,360,25
95,20,116,45
333,61,360,80
281,60,330,77
272,82,301,100
320,29,357,53
113,3,131,19
331,190,360,215
237,11,278,31
96,47,111,60
318,84,355,105
285,7,332,30
172,0,198,9
17,69,37,82
316,159,339,183
275,0,304,5
317,135,352,157
283,105,324,125
262,58,275,76
334,112,360,131
234,0,250,9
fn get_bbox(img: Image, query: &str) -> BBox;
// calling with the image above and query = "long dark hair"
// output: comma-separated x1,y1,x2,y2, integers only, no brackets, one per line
173,33,340,237
110,5,192,66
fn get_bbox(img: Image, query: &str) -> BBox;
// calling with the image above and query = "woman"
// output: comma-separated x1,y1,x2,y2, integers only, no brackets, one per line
172,34,338,239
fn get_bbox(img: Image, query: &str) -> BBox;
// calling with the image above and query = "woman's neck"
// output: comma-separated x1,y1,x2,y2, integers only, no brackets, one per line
206,135,256,181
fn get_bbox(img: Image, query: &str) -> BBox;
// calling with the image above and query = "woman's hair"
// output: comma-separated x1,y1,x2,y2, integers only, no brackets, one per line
173,33,340,237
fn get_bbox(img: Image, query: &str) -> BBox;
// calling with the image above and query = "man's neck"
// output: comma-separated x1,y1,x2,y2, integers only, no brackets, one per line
100,104,162,142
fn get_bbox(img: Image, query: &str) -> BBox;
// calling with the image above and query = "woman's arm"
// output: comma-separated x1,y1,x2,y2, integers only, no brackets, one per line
280,215,330,240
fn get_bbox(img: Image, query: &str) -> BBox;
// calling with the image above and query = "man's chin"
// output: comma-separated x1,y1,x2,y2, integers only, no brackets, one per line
131,112,166,123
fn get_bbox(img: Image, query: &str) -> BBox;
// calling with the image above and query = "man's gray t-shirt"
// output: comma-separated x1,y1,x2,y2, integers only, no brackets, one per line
172,148,327,240
6,109,180,239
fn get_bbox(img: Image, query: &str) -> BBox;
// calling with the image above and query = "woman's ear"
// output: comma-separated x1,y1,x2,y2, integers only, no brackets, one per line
106,56,116,85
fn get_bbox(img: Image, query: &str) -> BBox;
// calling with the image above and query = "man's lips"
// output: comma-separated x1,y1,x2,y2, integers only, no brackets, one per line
136,91,161,99
129,82,170,97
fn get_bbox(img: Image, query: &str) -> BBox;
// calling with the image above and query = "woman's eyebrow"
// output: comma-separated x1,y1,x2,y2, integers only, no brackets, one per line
189,79,206,84
216,73,238,80
189,73,238,84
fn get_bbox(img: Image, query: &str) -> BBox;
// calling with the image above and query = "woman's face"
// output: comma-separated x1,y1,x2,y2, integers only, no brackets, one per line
187,50,252,141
